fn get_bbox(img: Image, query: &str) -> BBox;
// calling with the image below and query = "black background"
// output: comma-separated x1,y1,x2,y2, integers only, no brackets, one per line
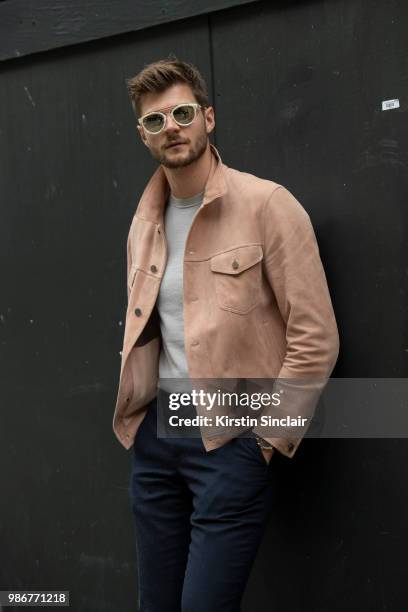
1,1,407,610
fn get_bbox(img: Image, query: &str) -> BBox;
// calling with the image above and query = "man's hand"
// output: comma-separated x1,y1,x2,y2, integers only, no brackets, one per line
261,446,275,464
255,434,275,464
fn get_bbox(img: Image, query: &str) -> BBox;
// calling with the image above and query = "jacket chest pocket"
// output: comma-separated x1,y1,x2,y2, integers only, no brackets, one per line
210,245,263,315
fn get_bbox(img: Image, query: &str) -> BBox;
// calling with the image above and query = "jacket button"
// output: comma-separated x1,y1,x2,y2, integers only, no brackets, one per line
232,259,239,270
134,308,142,317
150,265,157,273
287,442,295,452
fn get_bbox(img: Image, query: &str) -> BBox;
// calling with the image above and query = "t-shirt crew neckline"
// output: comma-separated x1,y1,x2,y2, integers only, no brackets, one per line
169,190,205,208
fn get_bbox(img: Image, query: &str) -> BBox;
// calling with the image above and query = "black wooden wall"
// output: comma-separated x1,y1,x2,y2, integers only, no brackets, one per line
1,1,407,610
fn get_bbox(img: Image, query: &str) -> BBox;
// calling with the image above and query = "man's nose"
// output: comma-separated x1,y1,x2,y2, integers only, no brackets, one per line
164,113,180,133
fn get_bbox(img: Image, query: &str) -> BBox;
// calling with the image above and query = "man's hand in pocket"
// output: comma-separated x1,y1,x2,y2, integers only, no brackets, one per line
261,447,275,464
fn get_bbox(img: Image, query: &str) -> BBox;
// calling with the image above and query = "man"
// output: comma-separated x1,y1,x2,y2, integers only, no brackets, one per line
113,57,339,611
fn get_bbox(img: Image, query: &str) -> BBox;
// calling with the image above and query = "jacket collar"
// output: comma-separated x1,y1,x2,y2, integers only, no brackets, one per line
135,143,227,224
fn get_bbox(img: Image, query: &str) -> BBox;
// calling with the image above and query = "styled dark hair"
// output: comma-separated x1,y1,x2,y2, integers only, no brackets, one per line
126,54,209,117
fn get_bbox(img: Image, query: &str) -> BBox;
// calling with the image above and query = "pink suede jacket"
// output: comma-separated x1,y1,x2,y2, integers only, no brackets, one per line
113,144,339,458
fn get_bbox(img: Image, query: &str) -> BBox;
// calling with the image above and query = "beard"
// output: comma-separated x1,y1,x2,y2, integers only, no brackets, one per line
149,126,208,169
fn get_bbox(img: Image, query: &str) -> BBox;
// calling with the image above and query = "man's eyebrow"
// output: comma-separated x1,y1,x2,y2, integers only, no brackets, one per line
142,101,195,115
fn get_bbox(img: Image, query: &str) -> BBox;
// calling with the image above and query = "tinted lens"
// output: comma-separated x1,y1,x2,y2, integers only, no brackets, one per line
173,104,195,125
143,113,164,133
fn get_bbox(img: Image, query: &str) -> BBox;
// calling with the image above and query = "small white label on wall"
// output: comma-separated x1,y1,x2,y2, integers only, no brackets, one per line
382,99,400,111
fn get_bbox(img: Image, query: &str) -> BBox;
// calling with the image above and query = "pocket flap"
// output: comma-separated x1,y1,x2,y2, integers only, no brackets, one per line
210,245,263,275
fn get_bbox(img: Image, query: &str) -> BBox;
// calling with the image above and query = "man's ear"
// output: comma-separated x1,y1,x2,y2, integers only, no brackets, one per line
204,106,215,135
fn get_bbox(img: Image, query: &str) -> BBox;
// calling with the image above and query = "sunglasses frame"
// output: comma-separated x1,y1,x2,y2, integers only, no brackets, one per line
138,102,203,134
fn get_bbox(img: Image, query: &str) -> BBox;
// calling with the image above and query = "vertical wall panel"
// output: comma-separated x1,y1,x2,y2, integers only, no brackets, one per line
0,19,213,611
211,2,408,610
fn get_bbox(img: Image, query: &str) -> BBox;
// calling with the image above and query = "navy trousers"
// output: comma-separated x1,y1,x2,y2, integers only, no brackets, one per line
128,394,276,612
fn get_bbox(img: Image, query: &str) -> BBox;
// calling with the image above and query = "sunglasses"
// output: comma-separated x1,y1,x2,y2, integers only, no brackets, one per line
138,102,203,134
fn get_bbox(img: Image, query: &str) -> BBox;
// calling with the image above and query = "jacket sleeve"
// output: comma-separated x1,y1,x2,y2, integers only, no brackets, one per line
251,185,340,458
